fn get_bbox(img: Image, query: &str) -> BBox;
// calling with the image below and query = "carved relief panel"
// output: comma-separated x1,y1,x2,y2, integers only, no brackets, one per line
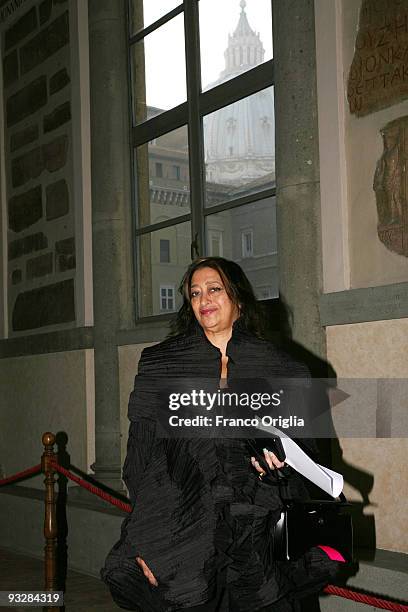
374,117,408,256
348,0,408,116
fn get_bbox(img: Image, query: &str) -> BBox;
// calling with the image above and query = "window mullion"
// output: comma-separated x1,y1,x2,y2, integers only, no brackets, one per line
129,4,184,44
199,60,274,118
184,0,205,258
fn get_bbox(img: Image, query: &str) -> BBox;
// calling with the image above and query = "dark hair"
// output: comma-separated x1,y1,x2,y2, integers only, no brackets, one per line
170,256,263,337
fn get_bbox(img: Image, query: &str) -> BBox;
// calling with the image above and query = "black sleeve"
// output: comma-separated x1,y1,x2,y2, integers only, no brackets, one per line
122,418,156,505
122,348,158,505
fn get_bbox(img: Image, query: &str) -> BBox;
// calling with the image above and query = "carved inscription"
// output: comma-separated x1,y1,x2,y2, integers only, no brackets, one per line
348,0,408,116
373,116,408,256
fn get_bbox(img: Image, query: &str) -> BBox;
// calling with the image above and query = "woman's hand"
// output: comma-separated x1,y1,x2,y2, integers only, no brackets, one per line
136,557,158,587
251,447,285,477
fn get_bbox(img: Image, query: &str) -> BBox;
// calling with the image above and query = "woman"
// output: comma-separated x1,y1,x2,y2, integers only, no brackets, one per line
101,257,340,611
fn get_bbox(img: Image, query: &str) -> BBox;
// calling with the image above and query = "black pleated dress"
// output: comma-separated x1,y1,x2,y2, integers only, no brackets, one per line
101,320,340,611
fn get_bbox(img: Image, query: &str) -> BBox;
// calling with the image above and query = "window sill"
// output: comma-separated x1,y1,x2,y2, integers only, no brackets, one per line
117,314,174,345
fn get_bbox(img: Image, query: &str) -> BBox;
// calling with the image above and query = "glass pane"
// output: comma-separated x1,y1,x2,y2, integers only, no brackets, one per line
135,126,190,227
160,239,170,263
130,13,186,123
205,198,278,299
204,87,275,206
138,222,191,317
129,0,182,34
199,0,273,91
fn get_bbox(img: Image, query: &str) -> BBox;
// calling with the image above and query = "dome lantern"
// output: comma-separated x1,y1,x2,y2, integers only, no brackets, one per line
204,2,275,186
222,0,265,79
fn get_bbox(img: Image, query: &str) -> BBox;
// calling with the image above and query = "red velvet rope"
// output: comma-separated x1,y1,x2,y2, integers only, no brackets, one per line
50,460,132,514
51,462,408,610
2,461,407,610
0,464,41,486
324,585,408,611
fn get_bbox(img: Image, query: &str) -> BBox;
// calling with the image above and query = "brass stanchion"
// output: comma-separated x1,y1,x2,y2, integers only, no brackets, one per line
41,432,59,611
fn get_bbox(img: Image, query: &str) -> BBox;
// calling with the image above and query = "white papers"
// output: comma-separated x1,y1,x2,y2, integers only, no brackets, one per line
281,437,344,498
255,423,344,498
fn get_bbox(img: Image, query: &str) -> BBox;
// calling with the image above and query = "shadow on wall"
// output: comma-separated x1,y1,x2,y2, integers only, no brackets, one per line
266,297,376,561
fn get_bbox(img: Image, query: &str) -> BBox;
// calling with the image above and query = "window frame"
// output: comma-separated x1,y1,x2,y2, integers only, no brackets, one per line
127,0,276,322
208,228,223,257
155,162,163,178
160,284,176,312
241,228,254,258
159,238,171,263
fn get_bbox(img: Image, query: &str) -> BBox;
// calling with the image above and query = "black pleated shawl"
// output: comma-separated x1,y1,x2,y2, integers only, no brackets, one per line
101,320,337,611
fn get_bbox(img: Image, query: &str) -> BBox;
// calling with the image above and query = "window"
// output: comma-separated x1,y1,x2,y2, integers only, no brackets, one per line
128,0,276,318
160,239,170,263
242,229,253,258
208,229,223,256
173,165,181,180
160,285,175,311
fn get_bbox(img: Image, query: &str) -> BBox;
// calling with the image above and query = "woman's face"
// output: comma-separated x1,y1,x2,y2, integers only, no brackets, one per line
189,267,240,334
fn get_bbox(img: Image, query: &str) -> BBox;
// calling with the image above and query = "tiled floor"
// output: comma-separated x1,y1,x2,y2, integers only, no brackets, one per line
0,547,118,611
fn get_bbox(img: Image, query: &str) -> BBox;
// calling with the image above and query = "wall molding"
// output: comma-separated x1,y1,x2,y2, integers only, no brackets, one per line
0,326,94,358
320,282,408,326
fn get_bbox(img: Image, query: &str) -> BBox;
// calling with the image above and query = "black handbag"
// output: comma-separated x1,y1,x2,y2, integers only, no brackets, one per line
247,439,353,562
271,496,353,562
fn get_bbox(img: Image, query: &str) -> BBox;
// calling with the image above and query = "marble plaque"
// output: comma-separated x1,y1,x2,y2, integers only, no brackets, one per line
373,116,408,256
348,0,408,117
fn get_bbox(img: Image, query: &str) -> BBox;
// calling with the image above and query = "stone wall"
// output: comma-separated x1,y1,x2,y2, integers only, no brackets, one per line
327,319,408,553
343,0,408,288
2,0,76,334
316,0,408,292
0,348,95,489
315,0,408,554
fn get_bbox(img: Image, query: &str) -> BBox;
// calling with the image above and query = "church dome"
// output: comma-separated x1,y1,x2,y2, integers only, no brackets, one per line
204,1,275,186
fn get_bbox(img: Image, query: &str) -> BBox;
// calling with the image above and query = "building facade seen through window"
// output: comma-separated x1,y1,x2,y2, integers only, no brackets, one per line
128,0,277,317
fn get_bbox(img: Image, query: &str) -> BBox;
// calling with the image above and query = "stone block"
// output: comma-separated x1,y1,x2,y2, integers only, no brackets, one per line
11,270,22,285
5,7,37,51
26,252,53,279
20,12,69,75
49,67,70,95
8,185,42,233
39,0,52,25
3,50,18,87
55,236,74,255
46,178,69,220
6,76,47,127
43,134,68,172
55,236,75,271
11,146,42,188
11,135,68,187
57,253,76,272
9,232,48,260
43,101,71,133
11,279,75,331
10,124,39,153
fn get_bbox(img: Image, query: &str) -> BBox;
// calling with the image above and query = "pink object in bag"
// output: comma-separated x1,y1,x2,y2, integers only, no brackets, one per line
318,545,346,562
